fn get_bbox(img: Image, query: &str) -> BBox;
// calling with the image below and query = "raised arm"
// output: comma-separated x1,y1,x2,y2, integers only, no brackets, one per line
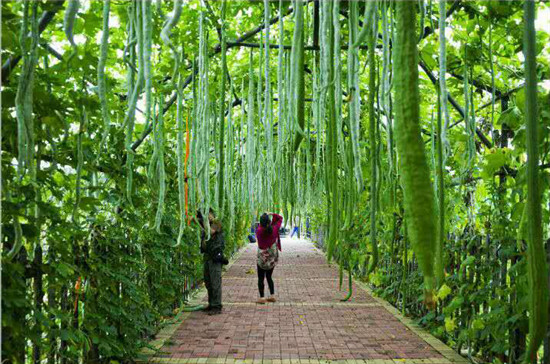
270,213,283,231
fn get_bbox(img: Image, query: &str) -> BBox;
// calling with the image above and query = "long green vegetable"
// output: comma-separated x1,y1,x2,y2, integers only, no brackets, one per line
97,0,111,157
523,2,549,361
291,0,306,151
438,0,450,155
463,48,476,174
264,0,274,208
197,6,212,236
125,1,145,205
340,261,353,302
332,0,348,178
366,4,378,275
15,0,39,179
142,1,153,129
176,78,186,246
347,0,363,192
217,0,228,213
394,1,437,308
64,0,80,62
72,106,87,224
435,83,445,287
352,0,376,48
323,0,339,261
154,96,166,233
6,190,24,261
160,0,183,83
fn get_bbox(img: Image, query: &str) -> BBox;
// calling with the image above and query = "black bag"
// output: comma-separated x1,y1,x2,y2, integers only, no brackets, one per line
247,234,257,243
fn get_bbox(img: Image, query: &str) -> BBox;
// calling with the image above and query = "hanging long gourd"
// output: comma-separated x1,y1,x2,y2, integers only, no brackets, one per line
418,0,425,42
217,0,228,213
176,77,185,246
275,0,285,208
332,0,348,177
124,4,137,104
125,1,145,205
352,0,376,49
64,0,80,62
247,50,256,216
160,0,183,84
438,0,450,156
143,1,153,130
97,0,111,157
313,56,323,191
291,0,306,151
185,110,191,226
489,22,496,127
463,50,476,174
523,2,549,361
123,5,137,73
72,106,87,224
435,83,445,287
323,0,339,261
197,6,212,236
366,4,378,275
147,101,159,188
224,80,236,231
6,186,23,261
347,0,363,192
154,96,166,233
381,0,394,178
189,59,200,218
393,1,437,309
264,0,274,208
15,0,38,178
434,0,448,287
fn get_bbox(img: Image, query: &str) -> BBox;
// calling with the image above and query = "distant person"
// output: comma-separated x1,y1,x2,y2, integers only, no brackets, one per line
290,225,299,238
198,209,229,315
255,212,283,304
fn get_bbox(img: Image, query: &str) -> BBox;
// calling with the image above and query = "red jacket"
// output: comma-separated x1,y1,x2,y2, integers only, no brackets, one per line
256,213,283,251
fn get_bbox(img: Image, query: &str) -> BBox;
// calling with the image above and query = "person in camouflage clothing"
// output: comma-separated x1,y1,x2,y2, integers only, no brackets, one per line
198,210,229,315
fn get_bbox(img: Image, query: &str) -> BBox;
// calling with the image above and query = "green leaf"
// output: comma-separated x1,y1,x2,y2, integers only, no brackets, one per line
437,283,452,301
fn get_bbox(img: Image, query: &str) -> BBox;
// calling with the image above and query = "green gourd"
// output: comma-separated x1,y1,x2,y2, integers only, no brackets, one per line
366,4,378,276
438,0,450,155
142,1,153,131
216,0,228,215
393,1,437,308
64,0,80,62
176,78,185,247
72,106,87,224
97,0,111,157
523,2,549,361
15,0,38,178
160,0,183,84
154,96,166,233
125,1,145,205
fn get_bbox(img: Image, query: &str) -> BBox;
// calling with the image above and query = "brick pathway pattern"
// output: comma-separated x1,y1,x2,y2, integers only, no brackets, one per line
153,240,464,363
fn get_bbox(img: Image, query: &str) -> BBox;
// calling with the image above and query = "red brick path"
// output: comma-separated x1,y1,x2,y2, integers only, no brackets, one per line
156,239,444,361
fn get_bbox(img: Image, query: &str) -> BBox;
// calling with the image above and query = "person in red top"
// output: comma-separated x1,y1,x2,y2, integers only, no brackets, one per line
255,212,283,304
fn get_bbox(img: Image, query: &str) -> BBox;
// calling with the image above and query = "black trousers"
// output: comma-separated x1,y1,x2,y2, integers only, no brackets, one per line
257,265,275,297
204,258,223,309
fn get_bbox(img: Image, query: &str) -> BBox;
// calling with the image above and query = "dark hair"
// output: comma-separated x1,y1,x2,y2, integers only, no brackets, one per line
260,213,272,235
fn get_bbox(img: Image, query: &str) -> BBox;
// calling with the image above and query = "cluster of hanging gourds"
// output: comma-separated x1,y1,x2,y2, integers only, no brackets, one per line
11,0,548,360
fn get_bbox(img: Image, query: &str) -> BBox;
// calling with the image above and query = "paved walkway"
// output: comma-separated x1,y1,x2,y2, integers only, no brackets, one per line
147,239,467,364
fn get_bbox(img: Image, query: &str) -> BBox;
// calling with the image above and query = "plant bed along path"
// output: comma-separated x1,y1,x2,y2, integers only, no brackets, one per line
148,238,468,364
